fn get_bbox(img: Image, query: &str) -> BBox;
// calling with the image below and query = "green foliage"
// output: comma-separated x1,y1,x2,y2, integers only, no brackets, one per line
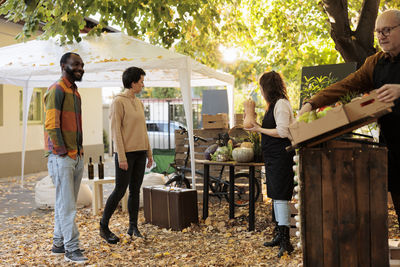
3,0,400,114
0,0,223,47
147,87,181,99
338,91,362,104
300,74,338,101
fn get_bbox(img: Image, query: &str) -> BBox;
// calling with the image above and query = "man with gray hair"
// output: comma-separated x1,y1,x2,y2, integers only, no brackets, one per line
299,9,400,228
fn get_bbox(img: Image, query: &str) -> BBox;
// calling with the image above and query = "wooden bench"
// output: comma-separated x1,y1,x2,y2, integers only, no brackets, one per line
82,177,128,215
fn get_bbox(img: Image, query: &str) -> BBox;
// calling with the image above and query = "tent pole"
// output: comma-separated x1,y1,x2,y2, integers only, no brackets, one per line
227,84,234,128
178,58,196,189
21,82,34,187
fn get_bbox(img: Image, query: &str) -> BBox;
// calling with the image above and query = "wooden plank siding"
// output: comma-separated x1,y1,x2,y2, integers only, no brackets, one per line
300,141,388,267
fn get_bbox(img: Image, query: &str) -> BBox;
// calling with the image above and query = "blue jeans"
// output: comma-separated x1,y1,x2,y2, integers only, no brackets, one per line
47,154,84,252
273,200,291,226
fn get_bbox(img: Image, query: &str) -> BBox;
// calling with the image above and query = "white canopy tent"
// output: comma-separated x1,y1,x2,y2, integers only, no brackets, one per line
0,32,235,187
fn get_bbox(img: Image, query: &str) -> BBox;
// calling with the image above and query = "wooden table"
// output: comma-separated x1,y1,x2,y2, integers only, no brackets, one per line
82,177,128,215
195,160,264,231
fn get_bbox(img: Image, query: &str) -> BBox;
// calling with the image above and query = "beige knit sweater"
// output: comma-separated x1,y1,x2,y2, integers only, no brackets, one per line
110,90,152,162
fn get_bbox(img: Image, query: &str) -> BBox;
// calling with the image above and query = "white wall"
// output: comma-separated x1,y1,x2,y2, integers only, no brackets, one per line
0,84,45,153
0,85,103,153
0,19,45,154
80,87,103,146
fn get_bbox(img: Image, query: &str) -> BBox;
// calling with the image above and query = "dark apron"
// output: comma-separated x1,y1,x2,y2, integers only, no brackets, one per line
374,54,400,193
261,102,295,200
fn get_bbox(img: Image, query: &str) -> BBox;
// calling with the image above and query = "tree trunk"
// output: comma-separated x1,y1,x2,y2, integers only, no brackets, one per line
322,0,379,68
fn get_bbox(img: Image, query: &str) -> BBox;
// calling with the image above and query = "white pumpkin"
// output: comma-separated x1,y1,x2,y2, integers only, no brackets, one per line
232,147,254,163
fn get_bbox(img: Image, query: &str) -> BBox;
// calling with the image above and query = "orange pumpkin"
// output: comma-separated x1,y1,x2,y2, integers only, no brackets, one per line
240,142,253,149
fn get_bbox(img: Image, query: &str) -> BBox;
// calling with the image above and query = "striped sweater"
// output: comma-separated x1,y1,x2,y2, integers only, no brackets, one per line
44,77,83,159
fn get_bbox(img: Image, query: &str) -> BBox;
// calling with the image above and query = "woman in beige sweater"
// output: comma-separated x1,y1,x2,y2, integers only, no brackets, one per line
100,67,153,244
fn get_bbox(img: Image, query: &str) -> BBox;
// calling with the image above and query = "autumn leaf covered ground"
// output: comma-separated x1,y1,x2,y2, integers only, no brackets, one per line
0,194,303,266
1,167,399,266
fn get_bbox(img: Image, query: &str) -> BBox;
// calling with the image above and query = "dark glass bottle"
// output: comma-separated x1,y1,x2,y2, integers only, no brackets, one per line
88,157,94,180
98,156,104,179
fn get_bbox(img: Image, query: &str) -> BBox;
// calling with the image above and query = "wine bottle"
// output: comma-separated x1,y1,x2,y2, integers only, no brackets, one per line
98,155,104,180
88,157,94,180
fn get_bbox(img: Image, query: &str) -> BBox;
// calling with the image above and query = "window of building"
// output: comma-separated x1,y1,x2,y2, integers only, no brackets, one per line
19,88,45,124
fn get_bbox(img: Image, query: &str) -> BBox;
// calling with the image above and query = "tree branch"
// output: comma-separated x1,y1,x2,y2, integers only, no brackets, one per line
322,0,351,38
356,0,379,49
322,0,378,66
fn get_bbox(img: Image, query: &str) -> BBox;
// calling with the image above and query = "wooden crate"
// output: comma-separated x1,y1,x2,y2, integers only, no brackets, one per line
390,246,400,267
203,113,229,129
299,141,388,267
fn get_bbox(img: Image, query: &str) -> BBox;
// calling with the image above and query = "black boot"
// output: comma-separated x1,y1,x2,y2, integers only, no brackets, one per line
264,222,280,247
100,221,120,244
127,224,143,238
277,226,294,258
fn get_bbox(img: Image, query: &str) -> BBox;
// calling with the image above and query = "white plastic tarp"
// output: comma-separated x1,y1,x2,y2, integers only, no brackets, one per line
0,32,235,187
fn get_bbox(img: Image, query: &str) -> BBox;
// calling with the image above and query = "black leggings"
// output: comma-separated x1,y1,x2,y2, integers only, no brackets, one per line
101,151,147,227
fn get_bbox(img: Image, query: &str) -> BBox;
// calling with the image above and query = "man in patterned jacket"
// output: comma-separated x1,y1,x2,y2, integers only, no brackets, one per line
44,52,88,263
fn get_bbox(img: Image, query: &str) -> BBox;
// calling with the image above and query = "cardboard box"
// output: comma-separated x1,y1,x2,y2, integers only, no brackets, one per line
289,105,349,145
203,113,229,129
343,90,394,122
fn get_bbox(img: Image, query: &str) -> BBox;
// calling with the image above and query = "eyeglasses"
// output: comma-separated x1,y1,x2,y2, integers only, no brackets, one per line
374,24,400,37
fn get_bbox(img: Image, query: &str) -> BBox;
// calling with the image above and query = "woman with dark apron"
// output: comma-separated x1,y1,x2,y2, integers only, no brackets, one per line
246,71,295,257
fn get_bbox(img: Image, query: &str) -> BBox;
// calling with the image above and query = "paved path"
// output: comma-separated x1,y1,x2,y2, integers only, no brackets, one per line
0,154,116,229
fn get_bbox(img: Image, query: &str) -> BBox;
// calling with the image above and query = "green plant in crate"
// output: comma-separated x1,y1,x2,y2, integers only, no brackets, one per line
248,131,262,162
338,90,362,105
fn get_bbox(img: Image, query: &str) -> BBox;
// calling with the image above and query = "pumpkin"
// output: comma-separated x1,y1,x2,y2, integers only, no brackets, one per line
243,99,256,128
240,142,253,149
232,147,254,163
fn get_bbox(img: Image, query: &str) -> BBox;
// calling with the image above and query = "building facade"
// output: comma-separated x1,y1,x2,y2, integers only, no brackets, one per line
0,18,104,178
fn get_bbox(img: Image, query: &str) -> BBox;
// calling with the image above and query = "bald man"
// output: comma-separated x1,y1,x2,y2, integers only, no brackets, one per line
298,9,400,228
